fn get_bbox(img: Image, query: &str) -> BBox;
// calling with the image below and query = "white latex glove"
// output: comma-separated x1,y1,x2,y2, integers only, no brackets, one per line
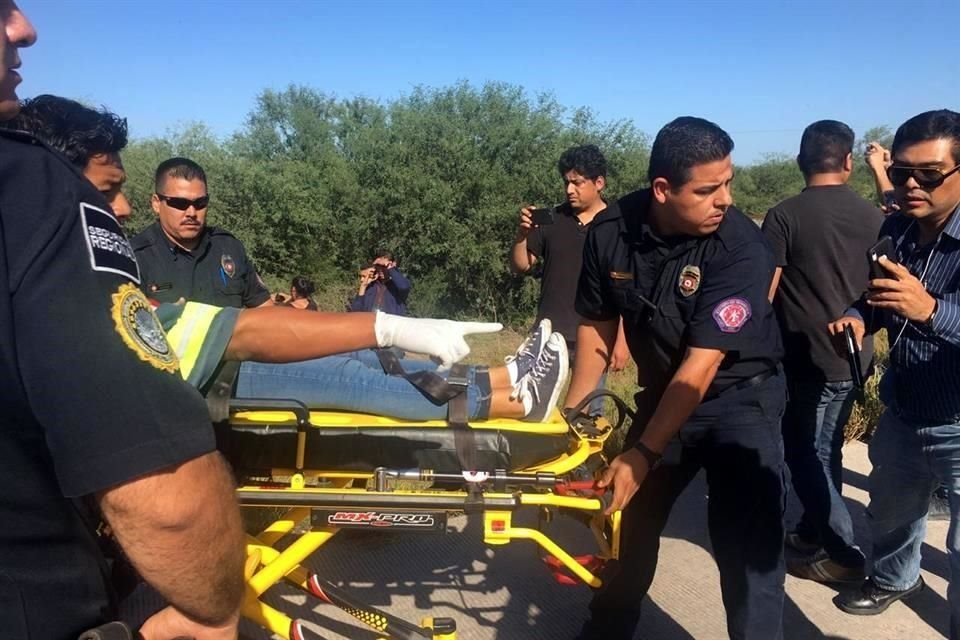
374,311,503,369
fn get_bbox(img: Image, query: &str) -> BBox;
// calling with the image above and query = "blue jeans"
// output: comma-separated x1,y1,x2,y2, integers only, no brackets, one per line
868,409,960,638
235,350,490,421
782,377,862,566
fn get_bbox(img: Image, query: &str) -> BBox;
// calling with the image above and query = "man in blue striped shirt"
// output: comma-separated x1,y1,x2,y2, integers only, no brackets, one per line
829,110,960,634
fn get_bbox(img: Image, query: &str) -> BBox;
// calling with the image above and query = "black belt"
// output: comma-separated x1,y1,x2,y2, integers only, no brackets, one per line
705,367,778,402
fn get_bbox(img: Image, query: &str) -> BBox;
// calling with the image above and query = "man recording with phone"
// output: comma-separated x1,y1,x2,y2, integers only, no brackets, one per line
828,110,960,633
349,250,411,316
510,145,628,399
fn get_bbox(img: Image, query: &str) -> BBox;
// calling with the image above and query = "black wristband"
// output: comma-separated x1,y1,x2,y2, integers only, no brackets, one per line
634,441,663,470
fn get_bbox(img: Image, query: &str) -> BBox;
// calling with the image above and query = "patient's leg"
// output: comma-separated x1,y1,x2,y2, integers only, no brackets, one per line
235,357,502,421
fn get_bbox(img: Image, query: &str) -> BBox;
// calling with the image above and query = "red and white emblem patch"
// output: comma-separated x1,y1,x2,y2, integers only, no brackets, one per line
712,297,752,333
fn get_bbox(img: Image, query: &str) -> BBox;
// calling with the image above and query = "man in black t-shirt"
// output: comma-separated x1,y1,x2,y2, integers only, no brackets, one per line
762,120,883,584
510,145,628,396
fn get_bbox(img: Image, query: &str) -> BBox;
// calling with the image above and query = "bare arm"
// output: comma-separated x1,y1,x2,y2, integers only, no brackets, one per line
564,318,618,409
599,346,726,513
509,206,538,274
226,308,378,361
98,451,244,630
865,142,896,207
636,347,726,453
767,266,783,303
609,317,631,372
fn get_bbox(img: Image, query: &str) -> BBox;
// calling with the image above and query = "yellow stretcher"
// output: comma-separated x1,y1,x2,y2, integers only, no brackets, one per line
219,392,627,640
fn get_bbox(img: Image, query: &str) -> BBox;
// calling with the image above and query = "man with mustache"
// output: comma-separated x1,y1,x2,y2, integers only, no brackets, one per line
132,157,273,308
0,5,246,640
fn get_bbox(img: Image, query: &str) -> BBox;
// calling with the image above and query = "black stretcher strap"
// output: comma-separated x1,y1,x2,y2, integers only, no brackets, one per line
205,360,241,423
375,349,477,471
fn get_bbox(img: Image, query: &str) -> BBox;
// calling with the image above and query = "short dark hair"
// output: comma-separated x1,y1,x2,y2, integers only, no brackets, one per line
155,157,207,193
558,144,607,180
797,120,854,176
647,116,734,186
3,94,127,168
892,109,960,165
291,276,315,298
375,249,394,262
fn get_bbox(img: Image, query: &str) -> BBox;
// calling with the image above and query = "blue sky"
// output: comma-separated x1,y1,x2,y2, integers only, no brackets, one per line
18,0,960,163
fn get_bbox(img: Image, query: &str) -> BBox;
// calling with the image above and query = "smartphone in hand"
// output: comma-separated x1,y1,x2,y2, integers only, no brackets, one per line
867,236,897,280
530,207,555,226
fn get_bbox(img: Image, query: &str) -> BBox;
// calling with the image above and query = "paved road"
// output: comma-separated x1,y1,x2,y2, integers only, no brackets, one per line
239,440,950,639
141,443,936,640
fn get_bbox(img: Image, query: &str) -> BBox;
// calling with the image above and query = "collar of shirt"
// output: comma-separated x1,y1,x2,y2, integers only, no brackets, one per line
941,203,960,242
614,188,733,251
150,222,211,260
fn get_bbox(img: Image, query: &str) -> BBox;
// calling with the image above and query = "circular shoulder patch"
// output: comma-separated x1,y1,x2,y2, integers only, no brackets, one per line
111,283,179,373
712,297,752,334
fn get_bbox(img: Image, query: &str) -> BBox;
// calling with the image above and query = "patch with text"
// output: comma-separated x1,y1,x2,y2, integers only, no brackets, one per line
80,202,140,283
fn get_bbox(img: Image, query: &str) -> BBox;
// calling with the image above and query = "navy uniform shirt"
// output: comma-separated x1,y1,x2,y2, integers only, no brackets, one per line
0,130,216,639
131,221,271,308
576,189,783,413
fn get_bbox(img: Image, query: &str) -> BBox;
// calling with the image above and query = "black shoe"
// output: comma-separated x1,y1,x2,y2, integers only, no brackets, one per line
835,577,925,615
787,549,865,584
785,530,821,555
929,486,951,522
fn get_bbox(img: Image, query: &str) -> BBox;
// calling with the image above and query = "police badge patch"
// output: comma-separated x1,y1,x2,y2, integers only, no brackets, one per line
220,254,236,279
80,203,140,283
111,283,179,373
678,265,701,297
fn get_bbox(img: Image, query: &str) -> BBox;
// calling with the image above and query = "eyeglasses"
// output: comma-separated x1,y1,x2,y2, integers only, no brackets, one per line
156,194,210,211
886,163,960,189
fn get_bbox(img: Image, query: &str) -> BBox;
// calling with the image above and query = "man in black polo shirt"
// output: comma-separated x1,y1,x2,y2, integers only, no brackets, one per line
762,120,883,583
510,145,628,409
132,157,272,308
565,117,787,639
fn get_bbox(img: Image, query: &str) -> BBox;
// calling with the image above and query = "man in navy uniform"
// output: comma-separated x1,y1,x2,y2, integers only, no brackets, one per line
132,157,273,308
566,117,787,639
0,5,245,638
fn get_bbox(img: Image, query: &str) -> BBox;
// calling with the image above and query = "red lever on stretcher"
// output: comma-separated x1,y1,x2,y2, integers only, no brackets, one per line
555,479,606,496
543,554,606,586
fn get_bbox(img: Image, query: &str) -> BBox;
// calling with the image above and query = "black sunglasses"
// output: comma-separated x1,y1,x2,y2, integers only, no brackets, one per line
156,194,210,211
886,163,960,189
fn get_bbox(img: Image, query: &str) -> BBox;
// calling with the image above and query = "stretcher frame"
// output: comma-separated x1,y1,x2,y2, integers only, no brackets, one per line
225,394,625,640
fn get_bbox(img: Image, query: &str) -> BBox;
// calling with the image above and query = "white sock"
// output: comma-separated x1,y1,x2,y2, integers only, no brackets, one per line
506,360,520,386
520,382,533,415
